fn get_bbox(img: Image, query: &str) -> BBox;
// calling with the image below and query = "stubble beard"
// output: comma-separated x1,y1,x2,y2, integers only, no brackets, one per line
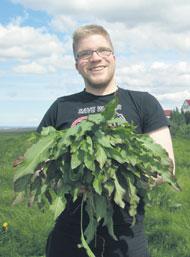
84,73,115,91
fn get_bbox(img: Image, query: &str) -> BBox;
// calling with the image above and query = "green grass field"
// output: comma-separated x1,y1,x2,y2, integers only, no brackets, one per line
0,131,189,257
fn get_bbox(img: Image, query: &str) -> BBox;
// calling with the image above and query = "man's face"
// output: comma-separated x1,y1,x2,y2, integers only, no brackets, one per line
75,34,116,90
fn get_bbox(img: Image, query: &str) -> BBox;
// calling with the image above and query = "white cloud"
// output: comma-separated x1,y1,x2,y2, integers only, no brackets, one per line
11,0,190,32
116,60,190,106
10,1,190,55
50,15,78,33
158,90,190,102
157,90,190,110
104,22,190,54
39,54,75,70
164,4,190,32
13,62,47,74
0,46,30,59
12,54,75,74
151,62,170,71
46,16,190,54
174,62,190,74
0,23,69,74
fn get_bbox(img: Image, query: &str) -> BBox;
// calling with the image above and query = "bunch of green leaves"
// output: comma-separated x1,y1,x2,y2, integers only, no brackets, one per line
13,98,180,257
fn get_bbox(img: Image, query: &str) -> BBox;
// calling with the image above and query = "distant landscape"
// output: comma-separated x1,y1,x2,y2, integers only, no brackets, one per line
0,127,36,132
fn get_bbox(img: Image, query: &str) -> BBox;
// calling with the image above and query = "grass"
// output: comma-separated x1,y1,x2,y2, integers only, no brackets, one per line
144,137,190,257
0,132,53,257
0,132,190,257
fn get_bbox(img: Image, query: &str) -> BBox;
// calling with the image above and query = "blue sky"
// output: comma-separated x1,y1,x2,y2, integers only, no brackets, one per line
1,0,190,127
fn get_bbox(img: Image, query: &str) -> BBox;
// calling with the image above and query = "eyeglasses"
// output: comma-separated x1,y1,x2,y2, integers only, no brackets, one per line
76,47,113,60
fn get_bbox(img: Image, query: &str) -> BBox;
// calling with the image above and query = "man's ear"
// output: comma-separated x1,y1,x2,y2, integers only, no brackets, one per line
75,61,81,74
75,61,78,71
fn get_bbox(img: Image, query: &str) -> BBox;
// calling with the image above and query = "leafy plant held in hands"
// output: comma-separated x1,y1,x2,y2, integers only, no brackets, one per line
13,98,180,257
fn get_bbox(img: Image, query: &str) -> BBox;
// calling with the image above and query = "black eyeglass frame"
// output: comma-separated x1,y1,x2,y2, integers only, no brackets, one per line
76,47,113,61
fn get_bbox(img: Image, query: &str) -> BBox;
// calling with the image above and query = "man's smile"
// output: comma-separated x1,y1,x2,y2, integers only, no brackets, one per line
89,65,106,72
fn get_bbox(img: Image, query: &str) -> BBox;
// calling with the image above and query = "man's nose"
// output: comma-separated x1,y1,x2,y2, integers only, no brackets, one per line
90,51,102,61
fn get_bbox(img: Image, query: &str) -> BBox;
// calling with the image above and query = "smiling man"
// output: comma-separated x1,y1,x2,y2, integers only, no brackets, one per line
38,24,175,257
74,32,116,94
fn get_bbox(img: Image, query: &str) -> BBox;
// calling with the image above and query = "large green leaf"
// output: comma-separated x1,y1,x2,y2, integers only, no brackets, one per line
95,144,107,169
41,126,56,136
71,150,83,169
107,148,126,164
50,196,66,220
87,113,105,124
86,136,94,155
77,120,94,137
125,173,139,220
81,194,96,248
14,174,32,192
101,97,118,120
95,131,112,148
103,210,117,240
92,173,104,195
109,134,123,145
93,194,107,221
14,134,56,191
113,173,126,208
141,135,169,159
104,180,114,197
84,153,95,172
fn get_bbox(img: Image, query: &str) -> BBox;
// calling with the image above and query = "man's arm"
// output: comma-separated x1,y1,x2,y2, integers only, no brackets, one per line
147,126,175,182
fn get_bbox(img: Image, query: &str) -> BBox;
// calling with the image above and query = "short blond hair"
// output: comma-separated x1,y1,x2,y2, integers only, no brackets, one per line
72,24,114,58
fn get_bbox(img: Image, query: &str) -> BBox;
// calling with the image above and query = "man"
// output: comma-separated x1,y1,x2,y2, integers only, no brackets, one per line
37,24,175,257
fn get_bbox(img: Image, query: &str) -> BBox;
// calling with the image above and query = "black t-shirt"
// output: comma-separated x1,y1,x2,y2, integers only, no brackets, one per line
37,87,168,225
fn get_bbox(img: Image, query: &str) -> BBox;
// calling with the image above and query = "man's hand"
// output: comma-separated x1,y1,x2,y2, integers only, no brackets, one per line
13,156,24,168
152,157,174,187
152,174,164,186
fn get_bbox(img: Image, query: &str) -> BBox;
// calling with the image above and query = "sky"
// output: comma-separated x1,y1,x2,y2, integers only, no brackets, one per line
0,0,190,127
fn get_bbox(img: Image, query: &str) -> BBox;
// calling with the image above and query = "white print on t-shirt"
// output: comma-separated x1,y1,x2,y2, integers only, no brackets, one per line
78,104,122,115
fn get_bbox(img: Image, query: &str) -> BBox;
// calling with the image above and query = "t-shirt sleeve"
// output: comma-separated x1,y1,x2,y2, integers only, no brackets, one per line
142,93,169,133
36,100,58,133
